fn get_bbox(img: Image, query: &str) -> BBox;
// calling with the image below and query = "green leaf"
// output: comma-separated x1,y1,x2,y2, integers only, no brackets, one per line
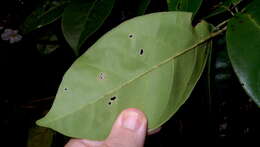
20,0,67,34
37,12,212,140
243,0,260,21
136,0,151,15
226,0,260,106
27,126,54,147
62,0,115,56
167,0,203,17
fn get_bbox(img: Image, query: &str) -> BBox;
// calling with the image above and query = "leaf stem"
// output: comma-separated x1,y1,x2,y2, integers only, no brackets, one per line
222,5,235,16
215,19,229,30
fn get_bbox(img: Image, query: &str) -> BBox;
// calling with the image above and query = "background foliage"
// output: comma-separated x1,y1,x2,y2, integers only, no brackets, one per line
2,0,259,146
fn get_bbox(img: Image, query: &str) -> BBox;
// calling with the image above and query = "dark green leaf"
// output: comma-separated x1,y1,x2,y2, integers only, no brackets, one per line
226,0,260,106
136,0,151,15
62,0,115,56
167,0,203,17
37,12,211,140
243,0,260,21
20,1,67,34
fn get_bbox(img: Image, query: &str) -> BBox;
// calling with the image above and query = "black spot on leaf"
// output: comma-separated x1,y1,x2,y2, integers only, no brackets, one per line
128,34,133,38
108,96,117,105
139,49,144,55
110,96,116,101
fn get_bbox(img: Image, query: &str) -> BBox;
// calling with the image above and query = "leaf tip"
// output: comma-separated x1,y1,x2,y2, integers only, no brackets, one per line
36,118,47,127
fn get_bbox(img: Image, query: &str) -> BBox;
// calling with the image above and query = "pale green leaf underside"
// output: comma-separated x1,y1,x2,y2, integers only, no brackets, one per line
37,12,211,140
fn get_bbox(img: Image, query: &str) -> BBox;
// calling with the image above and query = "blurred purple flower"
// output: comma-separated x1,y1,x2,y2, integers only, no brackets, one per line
1,28,22,43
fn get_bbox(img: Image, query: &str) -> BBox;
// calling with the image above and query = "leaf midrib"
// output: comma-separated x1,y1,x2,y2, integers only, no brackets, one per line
246,14,260,29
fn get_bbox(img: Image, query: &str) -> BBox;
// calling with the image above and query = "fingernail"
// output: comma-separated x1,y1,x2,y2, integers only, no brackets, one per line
122,111,142,131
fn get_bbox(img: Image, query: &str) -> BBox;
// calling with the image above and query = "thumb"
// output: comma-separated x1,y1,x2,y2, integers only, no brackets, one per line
104,108,147,147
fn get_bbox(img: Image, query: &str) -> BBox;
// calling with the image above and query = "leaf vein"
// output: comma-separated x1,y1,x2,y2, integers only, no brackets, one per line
246,14,260,29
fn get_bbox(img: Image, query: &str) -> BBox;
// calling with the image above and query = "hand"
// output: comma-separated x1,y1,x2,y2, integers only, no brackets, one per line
65,108,148,147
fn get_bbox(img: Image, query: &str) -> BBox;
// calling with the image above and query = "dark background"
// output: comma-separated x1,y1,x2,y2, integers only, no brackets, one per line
1,0,259,146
